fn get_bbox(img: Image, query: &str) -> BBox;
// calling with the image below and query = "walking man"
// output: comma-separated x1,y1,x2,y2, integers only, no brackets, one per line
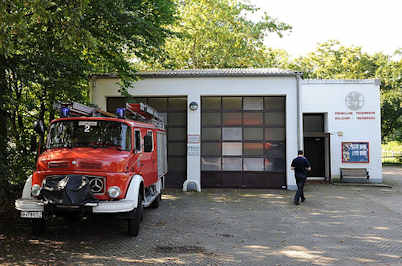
291,150,311,205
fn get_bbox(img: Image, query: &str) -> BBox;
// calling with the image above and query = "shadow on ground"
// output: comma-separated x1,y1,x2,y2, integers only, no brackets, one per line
0,167,401,265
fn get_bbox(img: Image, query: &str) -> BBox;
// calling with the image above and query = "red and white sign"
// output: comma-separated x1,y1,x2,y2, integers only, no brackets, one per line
334,111,376,120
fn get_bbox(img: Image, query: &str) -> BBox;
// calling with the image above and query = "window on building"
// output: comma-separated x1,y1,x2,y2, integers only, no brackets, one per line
303,114,324,133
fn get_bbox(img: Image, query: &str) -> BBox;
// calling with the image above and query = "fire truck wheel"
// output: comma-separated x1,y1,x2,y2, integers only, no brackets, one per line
128,194,143,236
150,193,161,209
31,218,46,236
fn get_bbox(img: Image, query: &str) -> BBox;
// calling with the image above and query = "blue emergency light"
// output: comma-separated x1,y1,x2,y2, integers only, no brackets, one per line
61,107,70,117
116,108,125,118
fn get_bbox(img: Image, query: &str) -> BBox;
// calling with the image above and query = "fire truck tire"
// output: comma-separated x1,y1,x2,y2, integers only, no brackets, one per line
31,218,46,236
128,194,143,236
150,193,161,209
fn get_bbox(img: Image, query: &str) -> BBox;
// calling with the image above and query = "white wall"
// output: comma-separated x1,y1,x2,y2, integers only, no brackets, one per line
91,76,299,190
301,80,382,183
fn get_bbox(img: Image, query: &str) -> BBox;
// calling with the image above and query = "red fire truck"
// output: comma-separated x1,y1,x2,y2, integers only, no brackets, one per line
15,102,167,236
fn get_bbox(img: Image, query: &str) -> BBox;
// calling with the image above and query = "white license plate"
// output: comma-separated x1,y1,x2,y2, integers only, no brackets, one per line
21,211,42,219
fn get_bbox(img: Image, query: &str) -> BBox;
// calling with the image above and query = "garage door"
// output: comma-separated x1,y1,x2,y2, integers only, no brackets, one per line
107,97,187,188
201,96,286,188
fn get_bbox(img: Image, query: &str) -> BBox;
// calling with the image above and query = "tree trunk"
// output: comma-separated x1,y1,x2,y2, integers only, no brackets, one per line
0,55,10,201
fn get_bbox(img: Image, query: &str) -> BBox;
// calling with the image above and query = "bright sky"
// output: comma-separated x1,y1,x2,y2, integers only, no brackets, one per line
249,0,402,58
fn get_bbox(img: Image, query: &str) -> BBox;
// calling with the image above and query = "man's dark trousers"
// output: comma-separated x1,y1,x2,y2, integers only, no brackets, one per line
294,176,306,203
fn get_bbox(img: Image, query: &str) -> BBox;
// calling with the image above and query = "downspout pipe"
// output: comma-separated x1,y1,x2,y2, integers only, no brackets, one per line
296,72,303,151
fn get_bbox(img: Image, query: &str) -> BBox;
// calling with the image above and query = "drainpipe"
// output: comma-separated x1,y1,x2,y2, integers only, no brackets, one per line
296,72,303,150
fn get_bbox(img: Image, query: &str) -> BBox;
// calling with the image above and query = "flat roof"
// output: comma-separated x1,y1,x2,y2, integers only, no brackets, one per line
91,68,299,79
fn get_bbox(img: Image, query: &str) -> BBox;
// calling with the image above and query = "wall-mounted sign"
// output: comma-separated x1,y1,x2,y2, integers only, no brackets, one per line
356,112,375,120
342,142,369,163
188,144,200,156
335,112,352,120
188,134,200,144
345,91,364,110
334,111,376,120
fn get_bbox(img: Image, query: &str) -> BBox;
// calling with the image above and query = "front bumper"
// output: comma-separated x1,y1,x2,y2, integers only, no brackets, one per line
15,199,45,212
15,198,137,215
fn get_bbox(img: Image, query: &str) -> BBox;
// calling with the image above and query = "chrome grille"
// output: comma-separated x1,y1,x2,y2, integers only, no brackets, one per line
45,175,106,194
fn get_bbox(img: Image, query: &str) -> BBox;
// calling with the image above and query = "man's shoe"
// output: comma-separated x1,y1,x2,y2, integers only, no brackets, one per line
294,201,300,205
301,197,306,203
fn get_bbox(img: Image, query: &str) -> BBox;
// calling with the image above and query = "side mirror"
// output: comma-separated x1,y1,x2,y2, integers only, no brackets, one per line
144,135,153,152
33,120,44,136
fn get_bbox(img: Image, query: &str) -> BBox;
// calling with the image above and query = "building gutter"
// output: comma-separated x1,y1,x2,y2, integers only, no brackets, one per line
296,72,303,150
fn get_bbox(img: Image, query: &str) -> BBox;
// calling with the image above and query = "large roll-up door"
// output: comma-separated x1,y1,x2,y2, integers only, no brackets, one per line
201,96,286,188
107,97,187,188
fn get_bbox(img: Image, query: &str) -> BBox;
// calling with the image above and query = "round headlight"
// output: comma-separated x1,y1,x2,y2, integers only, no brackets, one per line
108,186,121,199
31,184,41,197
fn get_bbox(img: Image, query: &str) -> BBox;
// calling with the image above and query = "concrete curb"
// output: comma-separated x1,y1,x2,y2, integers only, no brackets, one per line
332,183,392,188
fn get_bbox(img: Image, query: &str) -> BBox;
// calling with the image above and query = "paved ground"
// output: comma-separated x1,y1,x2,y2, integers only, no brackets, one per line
1,166,402,265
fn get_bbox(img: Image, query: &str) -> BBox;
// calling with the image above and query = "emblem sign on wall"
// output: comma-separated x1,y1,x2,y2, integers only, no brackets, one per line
334,91,375,120
345,91,364,110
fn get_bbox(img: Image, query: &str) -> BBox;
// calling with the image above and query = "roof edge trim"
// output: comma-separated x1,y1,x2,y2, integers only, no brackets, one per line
302,79,380,85
90,68,298,80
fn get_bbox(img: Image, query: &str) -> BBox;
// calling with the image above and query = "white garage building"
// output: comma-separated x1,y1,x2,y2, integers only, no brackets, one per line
90,69,382,191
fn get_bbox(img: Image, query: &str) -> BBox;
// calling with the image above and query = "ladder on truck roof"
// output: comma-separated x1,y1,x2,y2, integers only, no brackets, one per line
125,103,165,129
54,101,166,129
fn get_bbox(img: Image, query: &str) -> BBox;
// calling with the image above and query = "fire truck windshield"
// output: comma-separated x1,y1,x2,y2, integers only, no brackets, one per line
46,120,131,151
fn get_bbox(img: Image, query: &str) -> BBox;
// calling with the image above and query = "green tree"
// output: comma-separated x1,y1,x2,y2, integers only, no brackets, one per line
0,0,176,203
138,0,291,70
381,90,402,142
288,40,402,142
289,40,378,79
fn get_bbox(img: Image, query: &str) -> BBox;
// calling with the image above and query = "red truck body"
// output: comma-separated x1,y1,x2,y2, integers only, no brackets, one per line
16,103,167,236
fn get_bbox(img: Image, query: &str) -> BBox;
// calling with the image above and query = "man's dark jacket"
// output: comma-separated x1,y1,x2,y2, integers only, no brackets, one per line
291,156,311,179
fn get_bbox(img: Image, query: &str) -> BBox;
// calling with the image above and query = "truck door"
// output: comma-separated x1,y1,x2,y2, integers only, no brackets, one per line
150,130,158,184
142,129,157,186
131,129,142,173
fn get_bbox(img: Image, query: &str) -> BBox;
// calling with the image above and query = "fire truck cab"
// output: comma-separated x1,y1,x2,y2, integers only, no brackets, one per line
15,102,167,236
